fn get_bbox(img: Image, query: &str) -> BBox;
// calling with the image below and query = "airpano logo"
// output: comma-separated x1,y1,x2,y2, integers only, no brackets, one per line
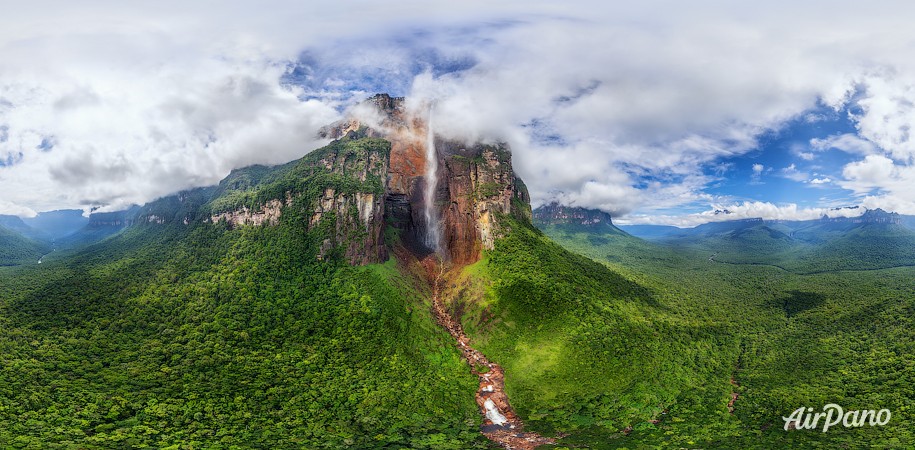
783,404,891,432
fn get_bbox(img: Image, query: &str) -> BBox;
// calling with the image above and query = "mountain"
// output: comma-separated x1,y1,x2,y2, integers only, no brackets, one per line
318,94,531,265
0,94,554,448
54,206,142,248
22,209,89,240
612,208,915,273
535,203,915,447
0,223,50,265
900,214,915,230
2,96,915,448
533,202,625,232
0,215,41,238
531,202,658,264
618,223,682,239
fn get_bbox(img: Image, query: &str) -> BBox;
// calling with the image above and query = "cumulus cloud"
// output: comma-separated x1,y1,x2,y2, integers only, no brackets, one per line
810,133,879,156
619,201,865,227
842,154,897,189
839,154,915,213
5,1,915,223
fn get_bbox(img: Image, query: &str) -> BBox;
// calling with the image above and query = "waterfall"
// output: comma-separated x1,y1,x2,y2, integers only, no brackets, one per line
423,106,441,252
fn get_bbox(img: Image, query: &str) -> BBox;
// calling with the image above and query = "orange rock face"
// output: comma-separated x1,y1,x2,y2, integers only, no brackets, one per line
321,94,530,267
437,140,531,265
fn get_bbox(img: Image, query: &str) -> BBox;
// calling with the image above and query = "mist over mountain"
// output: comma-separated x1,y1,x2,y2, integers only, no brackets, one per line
3,2,915,448
22,210,89,240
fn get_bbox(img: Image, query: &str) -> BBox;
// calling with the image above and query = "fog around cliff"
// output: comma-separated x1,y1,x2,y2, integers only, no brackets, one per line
3,1,915,224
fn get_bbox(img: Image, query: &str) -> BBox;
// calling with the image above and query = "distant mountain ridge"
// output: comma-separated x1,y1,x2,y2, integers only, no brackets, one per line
621,207,911,240
22,209,88,240
532,202,628,236
533,202,615,227
533,203,915,273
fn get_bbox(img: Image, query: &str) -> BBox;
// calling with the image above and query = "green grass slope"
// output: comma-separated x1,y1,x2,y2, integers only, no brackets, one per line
447,218,745,446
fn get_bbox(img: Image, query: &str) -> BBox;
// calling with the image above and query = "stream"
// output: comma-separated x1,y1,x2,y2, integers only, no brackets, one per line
424,256,555,450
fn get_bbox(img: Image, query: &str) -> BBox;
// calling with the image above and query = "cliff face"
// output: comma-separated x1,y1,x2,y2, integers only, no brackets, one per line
309,143,389,265
87,209,137,228
322,94,530,266
533,202,614,227
209,93,528,267
211,198,288,227
205,137,390,265
437,141,531,265
321,95,429,248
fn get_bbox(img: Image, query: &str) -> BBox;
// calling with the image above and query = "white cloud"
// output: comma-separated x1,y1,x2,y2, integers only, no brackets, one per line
838,154,915,213
861,195,915,215
619,201,865,227
810,133,878,156
780,163,809,182
842,154,897,188
809,177,832,184
5,2,915,219
853,75,915,162
0,62,339,213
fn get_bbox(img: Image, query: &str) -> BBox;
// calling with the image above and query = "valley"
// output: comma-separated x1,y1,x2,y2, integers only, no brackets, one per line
535,204,915,447
0,96,912,449
423,254,555,449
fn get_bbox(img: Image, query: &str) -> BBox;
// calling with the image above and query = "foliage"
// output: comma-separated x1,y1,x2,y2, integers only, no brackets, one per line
0,137,485,449
0,225,50,266
533,220,915,447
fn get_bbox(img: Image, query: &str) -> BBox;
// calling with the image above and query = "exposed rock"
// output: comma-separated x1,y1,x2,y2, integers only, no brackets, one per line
322,94,430,250
86,208,138,228
310,188,387,265
211,198,288,228
438,141,531,265
322,94,530,266
821,208,901,224
532,202,614,227
208,93,529,267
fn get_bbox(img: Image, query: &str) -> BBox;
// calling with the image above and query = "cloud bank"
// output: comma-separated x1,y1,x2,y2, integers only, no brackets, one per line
3,2,915,223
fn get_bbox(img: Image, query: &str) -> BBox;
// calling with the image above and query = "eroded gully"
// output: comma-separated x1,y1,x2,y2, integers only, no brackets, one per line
421,255,555,450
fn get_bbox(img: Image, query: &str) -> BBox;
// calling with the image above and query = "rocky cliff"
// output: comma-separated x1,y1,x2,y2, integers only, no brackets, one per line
307,140,389,265
197,93,528,266
436,140,530,265
86,208,139,228
533,202,615,227
204,137,389,265
321,94,530,265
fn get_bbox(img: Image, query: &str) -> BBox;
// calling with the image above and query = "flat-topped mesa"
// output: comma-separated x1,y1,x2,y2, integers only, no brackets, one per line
322,94,531,265
533,202,614,227
436,139,531,265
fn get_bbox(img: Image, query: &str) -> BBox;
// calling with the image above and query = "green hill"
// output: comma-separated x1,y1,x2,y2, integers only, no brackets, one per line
0,224,50,266
0,136,487,448
535,206,915,447
2,112,914,448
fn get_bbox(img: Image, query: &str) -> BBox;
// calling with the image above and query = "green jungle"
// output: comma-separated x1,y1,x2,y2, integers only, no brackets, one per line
0,135,912,449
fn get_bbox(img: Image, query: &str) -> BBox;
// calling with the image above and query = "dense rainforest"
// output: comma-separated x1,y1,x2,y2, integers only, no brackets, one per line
0,134,911,449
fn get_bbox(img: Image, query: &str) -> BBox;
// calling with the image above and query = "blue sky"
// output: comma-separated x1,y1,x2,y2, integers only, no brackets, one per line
698,109,861,209
2,2,915,225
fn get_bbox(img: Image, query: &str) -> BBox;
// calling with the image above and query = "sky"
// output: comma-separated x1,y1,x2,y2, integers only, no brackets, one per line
3,1,915,226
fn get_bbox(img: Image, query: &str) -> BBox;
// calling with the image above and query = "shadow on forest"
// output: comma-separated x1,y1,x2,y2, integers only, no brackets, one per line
771,290,827,318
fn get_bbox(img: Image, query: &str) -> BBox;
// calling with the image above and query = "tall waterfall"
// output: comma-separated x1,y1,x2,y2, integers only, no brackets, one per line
423,106,442,252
